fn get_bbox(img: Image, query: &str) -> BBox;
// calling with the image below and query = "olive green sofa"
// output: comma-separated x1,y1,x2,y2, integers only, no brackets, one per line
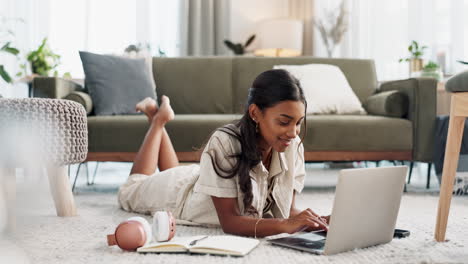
33,57,437,163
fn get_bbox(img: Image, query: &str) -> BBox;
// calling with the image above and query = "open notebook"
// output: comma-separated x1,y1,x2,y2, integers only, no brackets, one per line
137,235,259,257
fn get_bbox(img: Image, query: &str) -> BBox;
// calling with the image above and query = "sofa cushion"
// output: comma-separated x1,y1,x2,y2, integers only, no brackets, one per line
445,70,468,92
87,114,411,154
79,51,156,115
363,90,409,118
232,57,378,113
274,64,366,115
153,57,233,114
87,114,242,152
303,115,412,151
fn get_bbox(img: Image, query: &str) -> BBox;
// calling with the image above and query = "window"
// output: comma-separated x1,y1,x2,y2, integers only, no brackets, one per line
19,0,182,78
315,0,468,81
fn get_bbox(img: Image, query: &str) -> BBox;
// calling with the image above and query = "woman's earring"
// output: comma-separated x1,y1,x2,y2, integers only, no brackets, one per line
252,118,259,133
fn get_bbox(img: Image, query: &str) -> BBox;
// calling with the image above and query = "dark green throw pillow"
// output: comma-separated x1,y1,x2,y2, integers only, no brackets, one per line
363,90,409,118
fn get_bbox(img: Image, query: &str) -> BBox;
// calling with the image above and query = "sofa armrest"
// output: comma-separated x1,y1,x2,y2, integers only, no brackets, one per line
379,78,437,162
63,91,93,115
33,77,84,99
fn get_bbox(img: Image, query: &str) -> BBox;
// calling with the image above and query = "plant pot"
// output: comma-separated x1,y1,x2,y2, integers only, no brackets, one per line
420,68,443,81
409,58,423,73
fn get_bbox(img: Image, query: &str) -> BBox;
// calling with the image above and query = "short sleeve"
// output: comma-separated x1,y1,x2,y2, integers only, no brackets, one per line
193,130,239,198
293,139,306,193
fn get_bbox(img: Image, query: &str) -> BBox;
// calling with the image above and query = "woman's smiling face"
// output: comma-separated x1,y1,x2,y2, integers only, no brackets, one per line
251,100,305,153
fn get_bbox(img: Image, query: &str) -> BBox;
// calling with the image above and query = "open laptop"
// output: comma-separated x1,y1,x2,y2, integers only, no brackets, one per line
268,166,408,255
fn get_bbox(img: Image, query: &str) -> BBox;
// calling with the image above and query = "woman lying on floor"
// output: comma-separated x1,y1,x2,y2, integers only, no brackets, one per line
118,69,329,238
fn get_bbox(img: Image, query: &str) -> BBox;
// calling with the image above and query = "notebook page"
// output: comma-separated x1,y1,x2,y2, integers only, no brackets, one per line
190,235,259,255
138,235,206,252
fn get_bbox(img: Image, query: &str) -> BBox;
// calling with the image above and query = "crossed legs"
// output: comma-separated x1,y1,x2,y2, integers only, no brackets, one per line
130,96,179,175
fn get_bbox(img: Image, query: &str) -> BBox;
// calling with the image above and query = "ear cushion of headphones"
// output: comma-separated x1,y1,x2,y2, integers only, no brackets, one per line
127,216,152,245
152,211,174,242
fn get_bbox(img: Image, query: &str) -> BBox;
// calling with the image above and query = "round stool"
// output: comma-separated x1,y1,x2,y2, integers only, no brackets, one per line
0,98,87,221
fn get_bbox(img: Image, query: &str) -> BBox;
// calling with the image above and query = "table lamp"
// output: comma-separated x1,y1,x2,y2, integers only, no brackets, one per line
254,19,303,57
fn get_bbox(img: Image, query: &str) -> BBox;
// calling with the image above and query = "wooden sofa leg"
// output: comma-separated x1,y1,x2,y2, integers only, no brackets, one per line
47,166,77,217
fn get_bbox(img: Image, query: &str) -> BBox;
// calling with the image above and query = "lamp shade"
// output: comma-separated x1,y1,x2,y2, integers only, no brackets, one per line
254,19,303,57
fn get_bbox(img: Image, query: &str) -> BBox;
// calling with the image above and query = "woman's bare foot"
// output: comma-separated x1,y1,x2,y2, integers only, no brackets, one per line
136,97,158,122
152,95,174,126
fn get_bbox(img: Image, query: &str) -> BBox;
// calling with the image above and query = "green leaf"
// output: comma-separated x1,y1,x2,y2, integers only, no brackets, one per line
244,35,256,47
4,46,19,55
0,42,9,50
224,40,236,51
0,65,12,83
234,44,244,55
63,72,72,79
0,42,19,55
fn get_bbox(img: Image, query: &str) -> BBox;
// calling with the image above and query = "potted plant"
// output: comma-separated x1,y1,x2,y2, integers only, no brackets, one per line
223,35,256,55
399,40,427,73
420,61,443,81
18,37,70,97
21,37,62,77
313,1,348,58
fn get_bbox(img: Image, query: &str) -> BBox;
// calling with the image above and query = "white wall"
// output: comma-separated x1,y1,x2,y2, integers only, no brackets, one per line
230,0,289,51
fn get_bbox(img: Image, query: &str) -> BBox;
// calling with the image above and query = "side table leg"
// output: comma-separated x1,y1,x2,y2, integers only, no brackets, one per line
435,115,465,242
47,166,77,217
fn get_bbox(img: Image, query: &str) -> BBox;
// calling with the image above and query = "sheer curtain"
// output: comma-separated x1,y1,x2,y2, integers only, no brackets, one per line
0,0,50,97
314,0,468,81
289,0,315,56
0,0,183,93
179,0,230,56
50,0,183,78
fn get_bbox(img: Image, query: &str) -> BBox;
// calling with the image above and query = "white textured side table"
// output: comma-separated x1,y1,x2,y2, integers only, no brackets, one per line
0,98,88,226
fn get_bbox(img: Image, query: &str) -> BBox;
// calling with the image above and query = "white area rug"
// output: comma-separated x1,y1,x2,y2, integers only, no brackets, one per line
3,189,468,264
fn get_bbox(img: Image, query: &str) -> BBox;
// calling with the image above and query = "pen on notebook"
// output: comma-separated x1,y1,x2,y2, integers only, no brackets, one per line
189,236,208,246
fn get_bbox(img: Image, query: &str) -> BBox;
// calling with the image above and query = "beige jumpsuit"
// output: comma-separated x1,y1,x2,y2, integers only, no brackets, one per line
118,126,306,226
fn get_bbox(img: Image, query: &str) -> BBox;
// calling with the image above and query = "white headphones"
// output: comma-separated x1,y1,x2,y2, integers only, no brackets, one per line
107,211,176,251
152,211,176,242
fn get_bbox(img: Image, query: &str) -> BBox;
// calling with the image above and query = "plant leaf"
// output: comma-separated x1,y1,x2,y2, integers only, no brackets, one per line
63,72,72,79
0,65,12,83
244,35,256,47
0,42,19,55
223,40,236,51
4,46,19,55
234,44,244,55
0,42,10,50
